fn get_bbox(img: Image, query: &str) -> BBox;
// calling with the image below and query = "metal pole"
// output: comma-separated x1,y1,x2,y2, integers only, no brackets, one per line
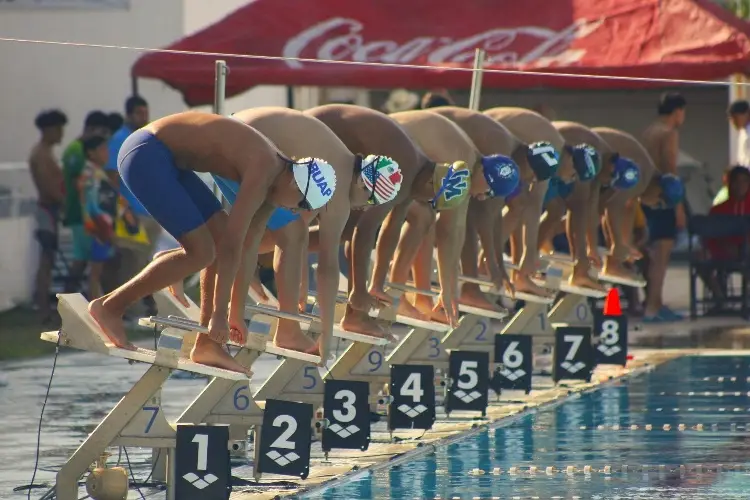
468,49,486,111
213,60,228,116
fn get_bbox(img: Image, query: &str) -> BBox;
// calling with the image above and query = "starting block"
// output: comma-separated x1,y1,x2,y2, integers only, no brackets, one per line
41,294,248,500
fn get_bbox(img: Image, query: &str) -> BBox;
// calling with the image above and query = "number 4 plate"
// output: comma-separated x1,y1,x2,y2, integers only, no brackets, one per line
322,380,371,452
257,399,313,479
552,326,593,383
491,334,532,394
389,365,436,431
594,313,628,366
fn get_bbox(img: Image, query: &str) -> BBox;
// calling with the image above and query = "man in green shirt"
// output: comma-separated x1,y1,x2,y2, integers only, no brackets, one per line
61,111,110,292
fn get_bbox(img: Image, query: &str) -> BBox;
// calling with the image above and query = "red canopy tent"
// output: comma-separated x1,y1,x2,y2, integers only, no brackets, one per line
132,0,750,106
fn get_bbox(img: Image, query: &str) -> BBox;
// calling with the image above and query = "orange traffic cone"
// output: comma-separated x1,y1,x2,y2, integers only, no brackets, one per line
603,288,622,316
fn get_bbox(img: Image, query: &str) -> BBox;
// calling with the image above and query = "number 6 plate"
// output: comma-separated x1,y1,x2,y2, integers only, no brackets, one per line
257,399,313,479
492,334,532,394
322,380,371,452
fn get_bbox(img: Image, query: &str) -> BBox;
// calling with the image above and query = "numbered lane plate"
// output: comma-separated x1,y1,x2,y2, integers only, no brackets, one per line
175,424,230,500
389,365,436,431
257,399,313,479
492,334,533,394
552,325,594,383
446,350,489,414
594,313,628,366
322,380,371,452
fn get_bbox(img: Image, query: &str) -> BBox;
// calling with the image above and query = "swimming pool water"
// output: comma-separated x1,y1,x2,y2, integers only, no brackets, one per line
305,356,750,499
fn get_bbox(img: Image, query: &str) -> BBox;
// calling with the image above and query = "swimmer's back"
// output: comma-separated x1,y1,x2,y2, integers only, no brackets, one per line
390,109,480,167
591,127,656,177
553,121,611,153
430,106,521,156
145,111,279,183
484,107,565,151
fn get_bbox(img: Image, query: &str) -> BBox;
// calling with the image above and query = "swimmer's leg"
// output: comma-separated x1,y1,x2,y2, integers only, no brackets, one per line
412,224,447,323
391,214,430,321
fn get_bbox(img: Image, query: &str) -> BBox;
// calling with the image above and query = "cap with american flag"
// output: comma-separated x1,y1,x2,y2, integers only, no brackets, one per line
361,155,403,205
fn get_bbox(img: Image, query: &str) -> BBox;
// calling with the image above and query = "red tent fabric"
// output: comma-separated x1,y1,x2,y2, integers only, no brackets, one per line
132,0,750,106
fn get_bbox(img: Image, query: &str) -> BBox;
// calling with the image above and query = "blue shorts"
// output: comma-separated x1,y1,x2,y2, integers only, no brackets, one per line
118,129,222,240
543,177,574,207
212,174,300,231
90,238,113,262
641,204,676,242
71,224,91,261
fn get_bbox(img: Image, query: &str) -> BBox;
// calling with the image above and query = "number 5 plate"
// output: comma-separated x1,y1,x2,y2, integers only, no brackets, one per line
322,380,371,452
492,334,532,394
446,350,489,414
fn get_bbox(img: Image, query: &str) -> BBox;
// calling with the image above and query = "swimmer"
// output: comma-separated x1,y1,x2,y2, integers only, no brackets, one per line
591,127,658,281
386,109,515,325
213,107,401,356
428,106,529,309
484,107,573,297
89,111,336,375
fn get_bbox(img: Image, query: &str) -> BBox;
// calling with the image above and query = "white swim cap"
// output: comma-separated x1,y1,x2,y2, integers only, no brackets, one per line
291,157,337,210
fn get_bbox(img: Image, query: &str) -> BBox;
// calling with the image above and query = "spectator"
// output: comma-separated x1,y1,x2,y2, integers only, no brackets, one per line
383,89,419,114
107,112,124,136
421,88,454,109
29,109,67,322
714,100,750,205
641,91,687,322
80,135,117,300
61,111,111,292
106,95,161,315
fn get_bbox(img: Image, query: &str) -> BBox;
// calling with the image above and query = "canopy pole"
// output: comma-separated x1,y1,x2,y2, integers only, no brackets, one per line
468,49,486,111
213,60,229,205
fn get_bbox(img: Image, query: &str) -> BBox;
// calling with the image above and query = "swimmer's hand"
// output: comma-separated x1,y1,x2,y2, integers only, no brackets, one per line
436,292,459,328
349,289,388,312
207,313,230,345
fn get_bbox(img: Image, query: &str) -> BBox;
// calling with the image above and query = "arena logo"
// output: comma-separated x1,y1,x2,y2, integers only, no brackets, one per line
282,17,602,69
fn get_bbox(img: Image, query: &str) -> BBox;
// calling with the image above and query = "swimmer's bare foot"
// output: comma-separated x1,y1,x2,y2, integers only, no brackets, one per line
88,297,135,350
415,297,449,324
539,241,555,256
190,334,252,376
397,296,430,321
603,258,643,282
249,277,270,304
167,280,190,308
569,271,606,292
459,287,504,312
368,286,394,307
627,246,643,262
514,274,550,298
274,319,317,354
340,313,396,341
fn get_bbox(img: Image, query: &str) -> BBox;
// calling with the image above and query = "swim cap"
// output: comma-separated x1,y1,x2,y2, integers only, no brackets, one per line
292,157,337,210
659,173,685,206
611,156,640,190
569,144,600,181
431,161,471,210
526,141,560,181
361,155,403,205
481,154,520,198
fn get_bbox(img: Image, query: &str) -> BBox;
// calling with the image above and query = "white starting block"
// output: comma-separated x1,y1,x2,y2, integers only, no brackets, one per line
536,250,647,289
41,294,248,500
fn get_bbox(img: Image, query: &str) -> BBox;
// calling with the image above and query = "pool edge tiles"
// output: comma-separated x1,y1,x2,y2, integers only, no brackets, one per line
229,348,685,500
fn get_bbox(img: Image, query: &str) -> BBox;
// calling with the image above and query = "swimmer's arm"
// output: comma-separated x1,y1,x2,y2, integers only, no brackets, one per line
214,182,270,319
566,182,590,264
586,181,601,256
350,203,391,295
232,203,275,323
519,180,548,275
474,198,505,282
371,200,411,290
603,190,631,262
317,203,350,357
435,201,469,303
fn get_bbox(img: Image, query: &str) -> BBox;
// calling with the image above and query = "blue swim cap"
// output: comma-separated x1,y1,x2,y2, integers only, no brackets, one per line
481,154,520,198
659,173,685,206
611,156,640,190
569,144,600,181
505,181,523,201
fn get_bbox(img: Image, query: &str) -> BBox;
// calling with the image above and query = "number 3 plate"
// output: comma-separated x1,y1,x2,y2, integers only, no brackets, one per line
322,380,371,452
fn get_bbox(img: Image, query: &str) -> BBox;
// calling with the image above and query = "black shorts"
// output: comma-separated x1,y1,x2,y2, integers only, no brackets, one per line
641,204,676,242
35,203,59,252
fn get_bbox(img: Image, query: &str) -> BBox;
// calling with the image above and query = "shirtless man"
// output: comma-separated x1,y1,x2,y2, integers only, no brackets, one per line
585,127,651,281
89,111,337,374
305,104,462,337
483,107,575,296
640,92,688,322
384,109,519,325
213,107,401,354
541,121,638,290
29,109,67,322
427,106,532,308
